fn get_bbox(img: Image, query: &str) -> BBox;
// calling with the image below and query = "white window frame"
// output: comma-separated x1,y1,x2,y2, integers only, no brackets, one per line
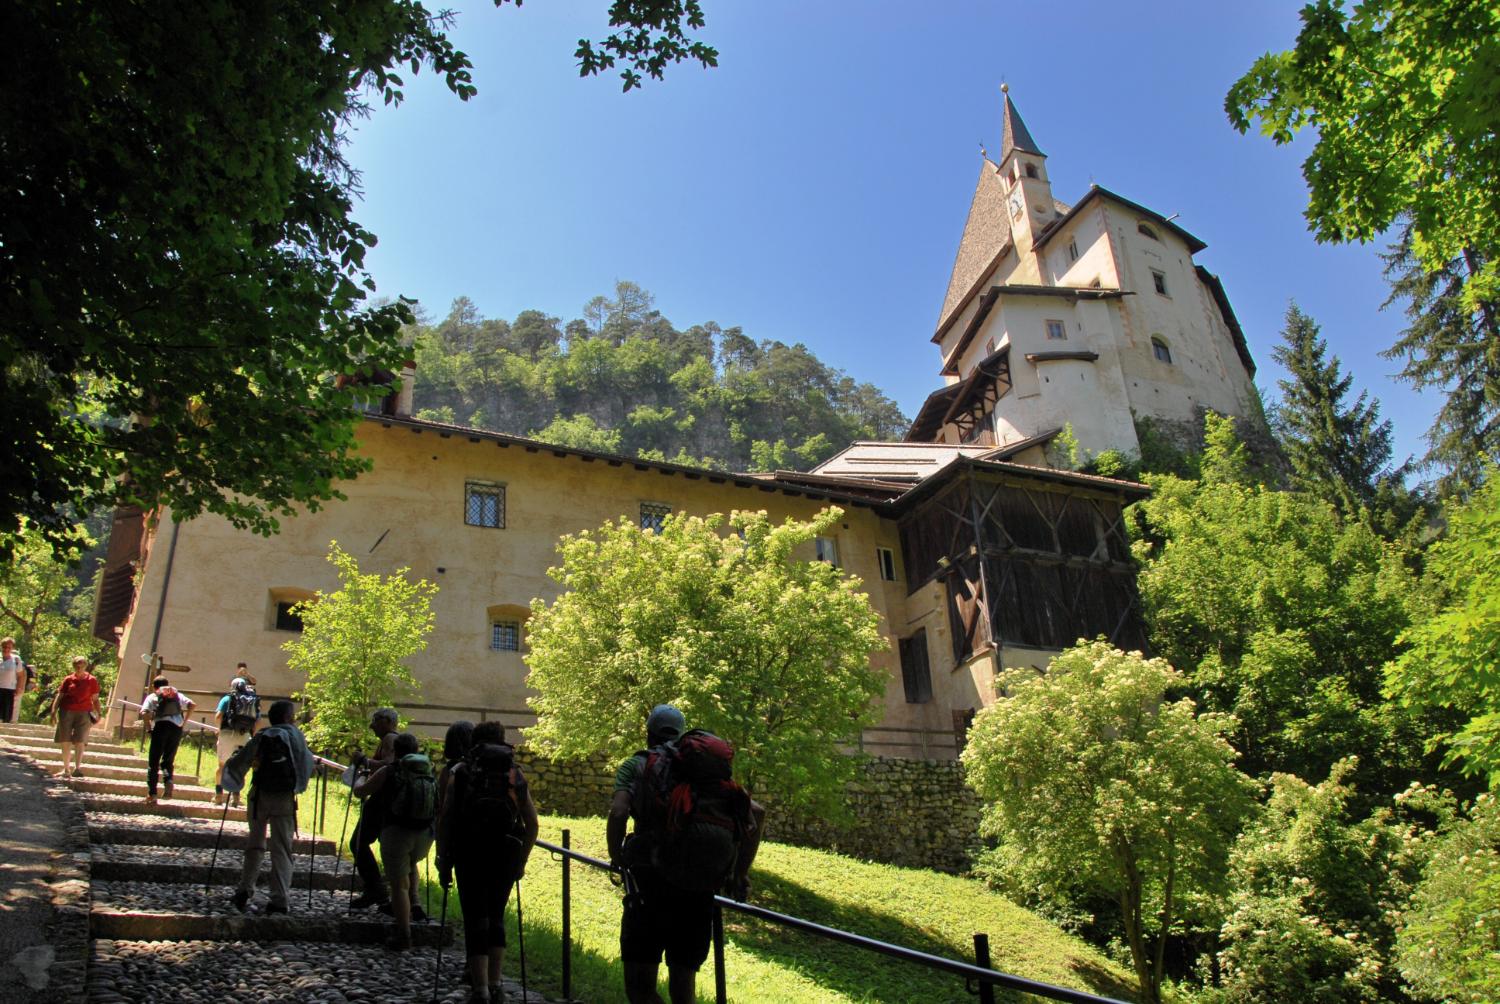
814,536,840,567
876,547,898,582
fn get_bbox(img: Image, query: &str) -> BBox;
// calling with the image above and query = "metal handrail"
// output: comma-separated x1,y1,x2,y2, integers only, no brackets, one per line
114,698,349,772
533,835,1129,1004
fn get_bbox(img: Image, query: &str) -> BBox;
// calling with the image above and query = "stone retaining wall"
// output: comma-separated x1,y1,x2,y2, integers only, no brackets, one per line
517,750,983,874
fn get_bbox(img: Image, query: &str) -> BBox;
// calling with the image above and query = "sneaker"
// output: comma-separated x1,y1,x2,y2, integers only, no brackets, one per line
350,892,388,911
231,792,241,807
230,889,250,913
162,782,174,800
213,791,224,806
144,793,157,805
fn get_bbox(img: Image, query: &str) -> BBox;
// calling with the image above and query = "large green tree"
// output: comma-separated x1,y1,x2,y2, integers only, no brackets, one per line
1386,470,1500,784
1270,303,1409,528
525,507,886,816
1382,224,1500,494
962,641,1256,1004
1132,414,1426,799
1,1,715,554
1227,0,1500,313
285,541,438,757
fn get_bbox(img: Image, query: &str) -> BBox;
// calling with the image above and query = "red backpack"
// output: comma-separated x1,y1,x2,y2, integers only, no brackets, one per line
629,729,752,893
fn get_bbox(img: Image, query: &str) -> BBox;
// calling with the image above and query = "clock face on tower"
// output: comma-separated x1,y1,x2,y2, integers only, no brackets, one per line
1009,193,1023,220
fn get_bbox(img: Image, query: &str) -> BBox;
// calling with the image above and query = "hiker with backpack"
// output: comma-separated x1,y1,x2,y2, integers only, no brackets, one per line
221,699,314,915
213,675,260,806
435,720,539,1004
348,706,400,911
353,731,438,951
607,705,765,1004
138,675,195,804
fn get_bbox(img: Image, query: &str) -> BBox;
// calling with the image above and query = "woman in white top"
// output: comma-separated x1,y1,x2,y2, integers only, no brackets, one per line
0,637,23,724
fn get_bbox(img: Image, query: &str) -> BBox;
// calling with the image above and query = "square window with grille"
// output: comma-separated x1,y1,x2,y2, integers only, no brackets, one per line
640,502,672,533
1045,319,1067,341
877,547,898,582
490,620,521,652
465,482,505,528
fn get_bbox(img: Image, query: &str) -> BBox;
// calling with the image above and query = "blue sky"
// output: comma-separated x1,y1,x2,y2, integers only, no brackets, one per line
346,0,1435,466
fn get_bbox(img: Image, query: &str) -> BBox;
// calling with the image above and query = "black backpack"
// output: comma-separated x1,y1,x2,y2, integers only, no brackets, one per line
387,753,438,829
254,728,298,794
225,687,259,733
454,743,524,844
153,686,183,720
628,729,751,893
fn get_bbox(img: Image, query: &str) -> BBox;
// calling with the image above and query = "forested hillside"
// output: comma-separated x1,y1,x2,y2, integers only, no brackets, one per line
405,282,910,472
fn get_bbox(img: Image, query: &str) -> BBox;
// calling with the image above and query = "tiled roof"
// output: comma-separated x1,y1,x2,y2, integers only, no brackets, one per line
936,160,1013,337
1000,92,1045,160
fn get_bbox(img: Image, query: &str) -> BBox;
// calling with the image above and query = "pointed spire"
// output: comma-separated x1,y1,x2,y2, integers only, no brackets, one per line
999,83,1044,161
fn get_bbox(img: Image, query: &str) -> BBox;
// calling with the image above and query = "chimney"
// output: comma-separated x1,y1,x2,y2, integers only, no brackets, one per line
394,360,416,417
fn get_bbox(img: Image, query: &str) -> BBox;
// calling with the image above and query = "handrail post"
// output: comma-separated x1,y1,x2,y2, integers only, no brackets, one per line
713,902,727,1004
561,828,572,1000
195,719,204,778
973,933,994,1004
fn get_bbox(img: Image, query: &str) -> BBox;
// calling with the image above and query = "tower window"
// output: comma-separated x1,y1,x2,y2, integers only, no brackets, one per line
465,482,505,528
1151,269,1169,296
1138,223,1160,241
1067,238,1079,262
1152,337,1173,364
1045,319,1067,341
1025,163,1038,179
639,501,672,533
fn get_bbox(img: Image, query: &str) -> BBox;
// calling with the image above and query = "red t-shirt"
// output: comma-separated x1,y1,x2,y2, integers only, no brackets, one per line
58,673,99,712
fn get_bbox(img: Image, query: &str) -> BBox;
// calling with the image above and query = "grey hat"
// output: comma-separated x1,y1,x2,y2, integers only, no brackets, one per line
646,704,686,741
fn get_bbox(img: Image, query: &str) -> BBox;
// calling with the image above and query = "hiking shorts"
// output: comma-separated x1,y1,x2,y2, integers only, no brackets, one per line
217,727,251,764
379,824,433,887
620,870,715,971
54,709,92,744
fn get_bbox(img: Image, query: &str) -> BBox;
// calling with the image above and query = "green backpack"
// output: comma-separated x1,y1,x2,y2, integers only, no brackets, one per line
387,753,437,829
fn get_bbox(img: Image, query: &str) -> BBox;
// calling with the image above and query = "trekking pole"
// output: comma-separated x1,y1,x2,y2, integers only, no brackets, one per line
347,797,363,912
332,779,353,888
205,796,231,896
431,882,449,1004
515,878,528,1003
306,768,318,909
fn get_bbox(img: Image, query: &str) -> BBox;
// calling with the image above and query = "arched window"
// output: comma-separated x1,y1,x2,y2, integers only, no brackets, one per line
486,604,529,653
1137,223,1160,241
1151,337,1173,364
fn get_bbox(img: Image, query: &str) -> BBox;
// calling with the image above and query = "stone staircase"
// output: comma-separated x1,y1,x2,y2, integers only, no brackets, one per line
0,722,556,1002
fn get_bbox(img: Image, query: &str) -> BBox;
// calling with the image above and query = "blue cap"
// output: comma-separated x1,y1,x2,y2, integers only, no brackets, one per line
646,704,686,741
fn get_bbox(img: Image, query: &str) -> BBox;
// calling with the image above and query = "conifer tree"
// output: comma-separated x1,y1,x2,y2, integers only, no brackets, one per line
1270,303,1406,524
1381,224,1500,495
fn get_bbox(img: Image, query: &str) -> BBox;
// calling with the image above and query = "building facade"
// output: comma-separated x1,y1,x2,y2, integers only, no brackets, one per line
907,87,1262,459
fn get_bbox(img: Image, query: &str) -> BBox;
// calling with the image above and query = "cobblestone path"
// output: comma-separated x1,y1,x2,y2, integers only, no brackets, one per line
1,723,561,1003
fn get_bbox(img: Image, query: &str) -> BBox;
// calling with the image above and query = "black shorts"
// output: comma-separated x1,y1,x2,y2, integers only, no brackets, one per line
619,870,715,972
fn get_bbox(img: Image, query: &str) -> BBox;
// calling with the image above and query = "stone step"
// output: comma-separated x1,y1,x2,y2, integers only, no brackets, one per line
92,844,362,892
8,745,157,769
66,774,220,802
82,794,249,823
11,756,203,785
2,733,141,757
88,939,537,1004
88,812,339,854
92,882,451,946
0,722,57,737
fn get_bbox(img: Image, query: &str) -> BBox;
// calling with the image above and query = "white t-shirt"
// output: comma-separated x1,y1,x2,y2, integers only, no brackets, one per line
0,654,21,690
